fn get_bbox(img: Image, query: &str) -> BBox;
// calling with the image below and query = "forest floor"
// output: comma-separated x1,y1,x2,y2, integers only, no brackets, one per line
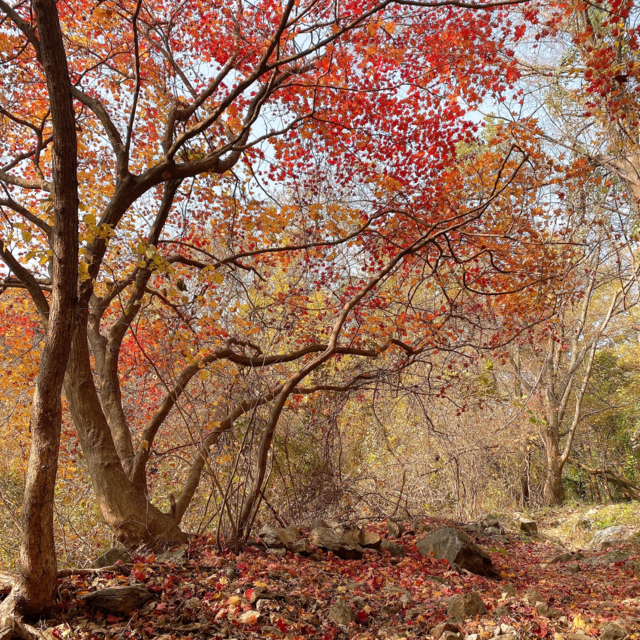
26,505,640,640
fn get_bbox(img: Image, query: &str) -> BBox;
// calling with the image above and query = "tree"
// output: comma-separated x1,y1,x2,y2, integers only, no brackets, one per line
0,0,564,617
0,0,79,619
505,205,640,504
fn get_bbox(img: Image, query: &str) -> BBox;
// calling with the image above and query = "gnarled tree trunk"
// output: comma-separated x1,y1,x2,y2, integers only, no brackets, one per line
64,323,186,549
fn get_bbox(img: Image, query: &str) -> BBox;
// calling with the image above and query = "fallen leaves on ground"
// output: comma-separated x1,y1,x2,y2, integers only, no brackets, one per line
45,520,640,640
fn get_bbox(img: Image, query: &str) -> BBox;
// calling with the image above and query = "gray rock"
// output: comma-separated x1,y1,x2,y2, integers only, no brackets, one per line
351,596,367,609
310,519,330,531
399,592,413,606
225,566,237,580
600,623,629,640
590,526,630,551
157,547,187,563
411,518,432,534
500,583,516,598
416,528,498,578
486,527,501,535
535,602,561,618
301,613,320,626
342,529,365,546
267,547,287,557
328,597,355,625
430,621,459,638
311,527,363,560
292,539,313,556
258,525,284,548
480,515,500,530
520,519,537,535
388,520,405,539
494,605,509,618
567,563,582,573
494,624,516,637
549,552,573,563
523,587,544,605
381,540,406,557
91,547,131,568
258,525,300,549
280,525,300,544
446,592,487,619
361,531,382,550
80,585,153,615
625,560,640,577
249,586,282,605
405,607,422,621
587,550,632,566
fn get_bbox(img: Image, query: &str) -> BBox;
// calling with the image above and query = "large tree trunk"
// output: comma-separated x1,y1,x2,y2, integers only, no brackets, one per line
5,0,79,618
543,450,566,505
64,323,186,549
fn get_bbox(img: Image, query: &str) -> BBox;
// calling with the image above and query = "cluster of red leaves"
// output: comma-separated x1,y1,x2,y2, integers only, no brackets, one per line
50,519,639,640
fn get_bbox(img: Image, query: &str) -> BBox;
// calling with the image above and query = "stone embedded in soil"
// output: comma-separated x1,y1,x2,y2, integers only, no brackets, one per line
535,602,562,618
430,621,460,639
157,547,188,564
310,527,363,560
291,538,313,556
416,527,498,578
587,549,632,566
446,592,487,619
523,587,544,606
91,547,131,568
80,585,153,615
600,622,629,640
500,583,517,598
328,597,356,625
519,519,538,534
590,526,630,551
258,524,300,548
381,539,405,557
387,519,405,538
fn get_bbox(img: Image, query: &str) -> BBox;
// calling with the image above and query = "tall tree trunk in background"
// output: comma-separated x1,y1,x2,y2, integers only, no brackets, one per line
8,0,79,617
542,422,566,505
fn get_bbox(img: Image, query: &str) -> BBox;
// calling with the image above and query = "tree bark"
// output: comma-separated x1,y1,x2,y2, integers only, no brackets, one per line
1,0,79,618
543,454,566,505
64,323,186,549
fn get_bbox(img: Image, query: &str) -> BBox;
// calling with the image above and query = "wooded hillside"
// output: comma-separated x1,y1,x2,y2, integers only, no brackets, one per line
0,0,639,637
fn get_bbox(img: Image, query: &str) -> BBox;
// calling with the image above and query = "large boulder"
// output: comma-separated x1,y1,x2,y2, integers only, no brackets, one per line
258,525,299,548
416,528,498,578
586,550,632,566
80,586,153,615
311,527,363,560
590,526,630,551
259,525,285,548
